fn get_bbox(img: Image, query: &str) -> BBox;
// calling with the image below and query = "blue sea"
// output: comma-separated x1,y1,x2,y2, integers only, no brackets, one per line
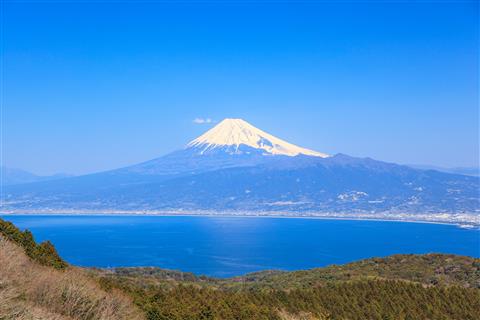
1,215,479,277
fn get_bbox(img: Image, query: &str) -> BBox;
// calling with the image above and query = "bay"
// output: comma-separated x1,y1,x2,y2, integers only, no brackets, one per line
1,214,478,277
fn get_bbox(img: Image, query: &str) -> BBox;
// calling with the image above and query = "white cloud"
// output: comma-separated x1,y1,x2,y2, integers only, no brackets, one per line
193,118,214,124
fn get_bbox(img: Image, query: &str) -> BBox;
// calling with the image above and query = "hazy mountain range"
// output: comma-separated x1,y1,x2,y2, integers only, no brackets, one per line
1,166,74,186
1,119,479,220
407,164,479,177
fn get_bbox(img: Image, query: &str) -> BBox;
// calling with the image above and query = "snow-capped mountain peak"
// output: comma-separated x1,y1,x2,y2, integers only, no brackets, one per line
186,118,329,157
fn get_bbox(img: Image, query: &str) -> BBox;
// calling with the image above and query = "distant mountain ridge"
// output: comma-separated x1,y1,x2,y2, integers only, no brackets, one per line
1,119,479,219
0,166,73,186
408,164,479,177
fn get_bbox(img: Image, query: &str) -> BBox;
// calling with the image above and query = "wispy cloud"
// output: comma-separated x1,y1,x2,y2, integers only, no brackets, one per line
193,118,214,124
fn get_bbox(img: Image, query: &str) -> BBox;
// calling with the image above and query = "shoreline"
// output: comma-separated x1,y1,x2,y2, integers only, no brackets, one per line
1,210,479,228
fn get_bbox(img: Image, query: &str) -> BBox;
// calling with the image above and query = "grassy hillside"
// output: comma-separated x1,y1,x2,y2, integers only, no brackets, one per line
0,219,143,320
1,217,479,320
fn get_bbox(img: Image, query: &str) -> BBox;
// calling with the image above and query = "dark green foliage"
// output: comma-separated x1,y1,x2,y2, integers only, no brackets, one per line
0,218,68,269
113,280,480,320
100,255,480,320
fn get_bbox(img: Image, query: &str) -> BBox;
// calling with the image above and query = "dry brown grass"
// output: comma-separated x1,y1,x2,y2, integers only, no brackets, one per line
0,237,144,320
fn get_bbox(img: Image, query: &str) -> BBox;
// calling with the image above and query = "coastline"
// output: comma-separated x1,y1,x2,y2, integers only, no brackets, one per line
1,210,479,229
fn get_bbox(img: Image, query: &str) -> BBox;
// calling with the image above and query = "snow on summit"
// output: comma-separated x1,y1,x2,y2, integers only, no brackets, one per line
187,118,329,157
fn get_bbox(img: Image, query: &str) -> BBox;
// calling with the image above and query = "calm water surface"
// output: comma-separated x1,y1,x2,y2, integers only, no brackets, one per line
1,215,479,277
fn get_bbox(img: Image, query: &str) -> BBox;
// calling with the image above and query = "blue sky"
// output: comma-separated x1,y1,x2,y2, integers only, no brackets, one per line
3,1,478,175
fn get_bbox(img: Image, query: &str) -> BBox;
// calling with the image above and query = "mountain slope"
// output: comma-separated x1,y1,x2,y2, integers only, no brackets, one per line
121,154,478,213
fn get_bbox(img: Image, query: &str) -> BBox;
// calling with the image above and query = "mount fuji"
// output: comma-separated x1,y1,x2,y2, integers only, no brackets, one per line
187,118,328,157
2,119,479,222
119,118,328,176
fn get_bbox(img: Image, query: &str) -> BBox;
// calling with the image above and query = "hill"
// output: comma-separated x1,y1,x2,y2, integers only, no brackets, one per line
103,253,480,290
97,255,480,320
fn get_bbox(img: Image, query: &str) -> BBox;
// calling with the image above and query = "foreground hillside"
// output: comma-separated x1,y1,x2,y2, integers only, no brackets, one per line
0,219,144,320
96,255,480,320
1,218,479,320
